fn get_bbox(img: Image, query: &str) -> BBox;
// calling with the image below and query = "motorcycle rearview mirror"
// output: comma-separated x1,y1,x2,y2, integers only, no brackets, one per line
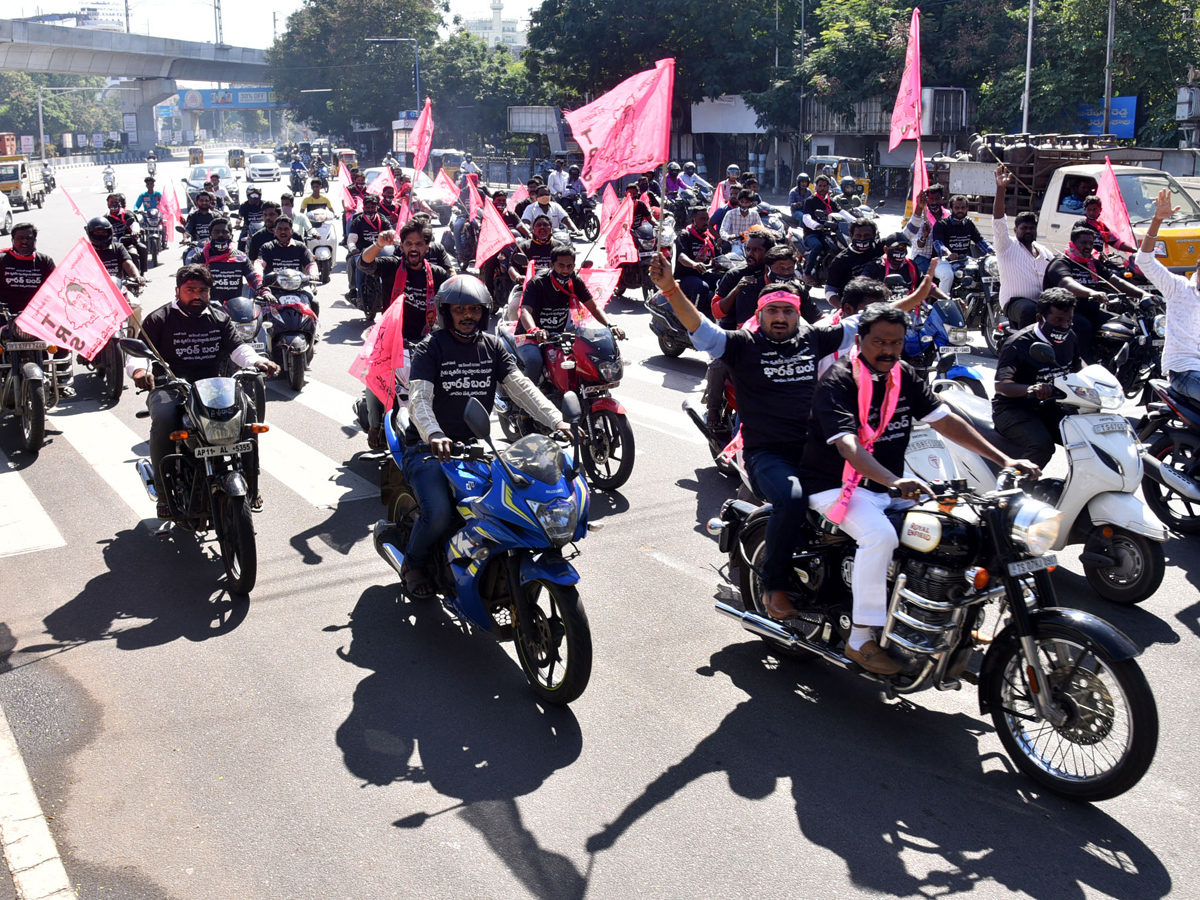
463,397,492,442
118,336,153,357
175,225,187,234
581,260,593,269
884,274,906,290
561,392,582,424
1029,342,1057,366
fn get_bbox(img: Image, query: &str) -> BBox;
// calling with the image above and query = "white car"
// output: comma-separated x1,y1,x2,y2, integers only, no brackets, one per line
246,154,280,183
0,190,13,234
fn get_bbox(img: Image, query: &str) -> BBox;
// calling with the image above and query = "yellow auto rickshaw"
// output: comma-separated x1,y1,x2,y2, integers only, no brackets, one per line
188,147,204,165
335,148,358,171
430,149,465,181
227,148,245,169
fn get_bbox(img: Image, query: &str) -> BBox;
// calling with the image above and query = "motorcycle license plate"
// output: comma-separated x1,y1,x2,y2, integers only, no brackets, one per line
1008,554,1056,576
251,342,266,351
4,341,48,351
1093,419,1128,435
1152,339,1165,346
907,436,943,452
193,441,253,459
940,346,972,354
982,277,998,284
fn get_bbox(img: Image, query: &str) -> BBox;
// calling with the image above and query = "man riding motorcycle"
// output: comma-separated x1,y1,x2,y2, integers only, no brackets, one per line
199,218,267,305
105,193,148,275
255,216,319,316
247,202,281,263
398,276,569,598
345,193,392,302
675,206,721,308
907,185,950,275
824,217,885,309
801,175,854,281
517,214,557,274
135,177,162,214
184,192,218,249
547,158,569,198
992,166,1053,330
789,172,813,212
235,187,266,252
930,194,993,296
521,187,581,236
86,217,142,282
127,264,279,518
679,161,711,193
801,302,1039,674
0,223,55,319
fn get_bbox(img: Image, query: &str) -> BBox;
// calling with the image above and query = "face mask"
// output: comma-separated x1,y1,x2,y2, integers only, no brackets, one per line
887,250,908,263
852,238,873,251
553,272,572,286
210,238,230,252
1047,327,1071,344
766,270,792,283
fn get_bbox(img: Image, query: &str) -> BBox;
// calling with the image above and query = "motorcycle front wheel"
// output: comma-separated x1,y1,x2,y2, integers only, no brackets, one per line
582,211,600,242
582,408,635,491
982,301,1002,357
20,379,46,453
318,258,332,284
1143,432,1200,533
513,580,592,706
102,340,124,402
1083,527,1165,604
215,492,257,594
984,626,1157,801
288,353,307,391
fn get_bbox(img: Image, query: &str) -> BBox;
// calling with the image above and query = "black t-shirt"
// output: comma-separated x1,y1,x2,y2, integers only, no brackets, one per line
237,200,265,229
676,226,717,279
359,255,450,342
931,216,985,256
714,265,766,329
801,357,944,494
519,273,593,334
518,237,554,272
104,210,136,241
717,322,849,453
348,212,389,248
826,243,884,295
0,251,55,316
200,246,257,302
1044,255,1116,291
514,198,536,220
863,257,920,297
425,241,456,273
259,240,314,275
94,242,134,278
405,330,518,444
140,302,247,383
185,210,215,242
802,193,837,234
246,228,274,262
993,323,1083,413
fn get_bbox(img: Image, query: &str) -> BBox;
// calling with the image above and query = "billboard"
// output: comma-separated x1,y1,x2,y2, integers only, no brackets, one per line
177,89,289,111
1078,96,1137,140
20,135,34,155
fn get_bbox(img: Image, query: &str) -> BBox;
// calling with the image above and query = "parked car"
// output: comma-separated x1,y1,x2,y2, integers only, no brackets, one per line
181,165,241,208
363,166,451,225
246,154,280,183
0,190,13,234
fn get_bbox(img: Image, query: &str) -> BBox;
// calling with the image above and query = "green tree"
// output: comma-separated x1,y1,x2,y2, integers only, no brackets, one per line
0,73,124,147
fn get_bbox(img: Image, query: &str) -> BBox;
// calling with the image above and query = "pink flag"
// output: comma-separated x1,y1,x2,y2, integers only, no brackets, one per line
708,181,728,217
395,196,412,226
410,97,433,174
338,160,354,186
367,166,397,198
337,178,358,215
467,178,484,221
60,185,85,221
160,186,182,245
15,237,133,361
912,138,929,211
360,299,406,407
431,168,461,205
1098,156,1136,250
476,199,517,266
505,184,528,214
601,195,638,267
575,267,621,322
600,183,620,229
889,8,923,151
564,58,674,191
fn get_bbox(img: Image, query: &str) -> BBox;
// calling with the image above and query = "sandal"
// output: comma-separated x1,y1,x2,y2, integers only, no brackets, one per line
401,563,436,598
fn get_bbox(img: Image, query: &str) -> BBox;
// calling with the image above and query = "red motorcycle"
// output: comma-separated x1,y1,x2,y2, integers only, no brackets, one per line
496,323,635,491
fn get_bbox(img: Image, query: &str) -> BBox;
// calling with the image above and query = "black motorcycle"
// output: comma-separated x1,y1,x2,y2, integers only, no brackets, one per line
121,337,264,594
0,304,71,452
709,474,1158,801
136,209,166,269
1091,292,1165,403
953,253,1001,356
262,270,320,391
220,293,269,421
1136,377,1200,534
644,291,698,359
561,194,601,241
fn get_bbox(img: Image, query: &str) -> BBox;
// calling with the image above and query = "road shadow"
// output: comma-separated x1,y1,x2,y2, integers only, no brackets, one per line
323,316,370,346
675,465,737,536
0,622,15,674
586,487,630,522
1050,567,1180,650
289,496,377,565
630,356,708,392
585,642,1170,899
333,585,587,900
37,527,249,652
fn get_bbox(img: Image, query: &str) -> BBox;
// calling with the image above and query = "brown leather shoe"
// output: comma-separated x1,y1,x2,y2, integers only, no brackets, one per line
762,590,799,621
846,639,902,675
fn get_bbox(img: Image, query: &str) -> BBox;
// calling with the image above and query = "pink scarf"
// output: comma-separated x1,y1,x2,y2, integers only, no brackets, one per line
826,351,902,524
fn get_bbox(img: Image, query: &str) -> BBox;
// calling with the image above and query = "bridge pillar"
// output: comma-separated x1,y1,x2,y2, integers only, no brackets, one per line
117,78,177,153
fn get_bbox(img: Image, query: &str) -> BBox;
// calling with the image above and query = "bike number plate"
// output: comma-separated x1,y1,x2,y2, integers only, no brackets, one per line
940,346,973,354
1007,554,1056,576
251,342,266,351
1152,339,1165,346
5,341,48,351
1093,419,1128,434
193,441,253,459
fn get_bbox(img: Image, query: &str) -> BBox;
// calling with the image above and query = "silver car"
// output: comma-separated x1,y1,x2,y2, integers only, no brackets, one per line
246,154,279,183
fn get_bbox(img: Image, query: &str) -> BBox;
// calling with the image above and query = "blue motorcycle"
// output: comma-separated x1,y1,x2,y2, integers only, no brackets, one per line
373,396,594,705
887,275,987,399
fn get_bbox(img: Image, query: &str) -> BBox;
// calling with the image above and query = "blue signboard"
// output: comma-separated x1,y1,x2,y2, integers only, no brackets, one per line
1077,96,1137,139
177,89,289,111
155,104,175,118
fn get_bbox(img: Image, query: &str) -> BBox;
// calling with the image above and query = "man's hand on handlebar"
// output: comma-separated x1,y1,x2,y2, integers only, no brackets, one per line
890,476,933,501
1002,458,1043,480
133,368,154,391
255,359,281,377
1027,382,1055,400
531,328,549,343
609,326,626,340
430,436,454,462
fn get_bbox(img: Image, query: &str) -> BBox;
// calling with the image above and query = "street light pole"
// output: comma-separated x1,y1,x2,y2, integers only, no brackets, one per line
1021,0,1034,133
1102,0,1116,133
36,85,138,162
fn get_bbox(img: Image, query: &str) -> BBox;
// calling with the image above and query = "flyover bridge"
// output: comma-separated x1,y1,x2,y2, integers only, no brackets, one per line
0,18,270,150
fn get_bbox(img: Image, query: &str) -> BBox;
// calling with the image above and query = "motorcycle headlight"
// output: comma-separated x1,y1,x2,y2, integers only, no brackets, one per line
276,270,302,291
308,209,326,224
985,257,1000,277
1089,378,1124,410
1008,498,1063,556
1154,314,1166,338
1070,384,1101,407
948,327,969,345
200,411,244,445
234,320,259,340
594,357,623,383
527,496,579,547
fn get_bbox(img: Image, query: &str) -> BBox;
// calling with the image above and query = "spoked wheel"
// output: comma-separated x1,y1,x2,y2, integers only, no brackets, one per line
287,354,306,391
513,580,592,705
1083,527,1165,604
20,379,46,453
581,408,635,491
582,211,600,242
985,626,1158,801
1143,433,1200,534
215,493,257,594
737,530,815,658
102,340,124,402
982,302,1002,357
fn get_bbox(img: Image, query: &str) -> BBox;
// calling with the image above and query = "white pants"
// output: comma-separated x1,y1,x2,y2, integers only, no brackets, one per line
937,259,964,296
810,487,910,627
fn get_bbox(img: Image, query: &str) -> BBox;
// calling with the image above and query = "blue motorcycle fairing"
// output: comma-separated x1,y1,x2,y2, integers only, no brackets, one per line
383,405,404,457
519,552,581,587
945,364,984,382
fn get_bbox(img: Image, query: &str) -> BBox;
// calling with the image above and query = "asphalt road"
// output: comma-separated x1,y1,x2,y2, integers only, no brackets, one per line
1,156,1198,899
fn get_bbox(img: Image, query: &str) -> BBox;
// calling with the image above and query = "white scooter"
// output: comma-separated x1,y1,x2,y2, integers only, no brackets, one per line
303,208,337,284
923,346,1167,605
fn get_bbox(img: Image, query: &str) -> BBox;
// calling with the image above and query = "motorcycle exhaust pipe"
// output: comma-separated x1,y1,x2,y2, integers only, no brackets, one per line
715,601,855,670
135,459,158,502
1142,451,1200,502
373,520,406,578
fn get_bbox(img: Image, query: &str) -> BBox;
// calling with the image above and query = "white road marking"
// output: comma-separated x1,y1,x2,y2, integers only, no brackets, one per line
48,410,160,525
266,377,361,430
257,424,375,508
0,450,66,558
613,395,707,445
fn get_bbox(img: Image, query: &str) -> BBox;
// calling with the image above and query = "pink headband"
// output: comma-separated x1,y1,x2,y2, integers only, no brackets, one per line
756,291,802,313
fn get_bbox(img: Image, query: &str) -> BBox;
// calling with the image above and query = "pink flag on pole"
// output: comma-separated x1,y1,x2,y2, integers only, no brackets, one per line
601,196,638,268
15,237,133,361
348,322,380,385
476,199,517,266
1098,156,1137,250
59,185,85,221
337,178,358,215
338,160,354,186
367,166,397,197
160,186,182,245
467,178,484,221
564,58,675,191
505,183,528,215
708,181,728,217
889,8,923,152
395,196,412,226
431,168,461,205
575,267,622,323
912,138,929,211
600,183,620,229
410,97,434,173
360,299,406,407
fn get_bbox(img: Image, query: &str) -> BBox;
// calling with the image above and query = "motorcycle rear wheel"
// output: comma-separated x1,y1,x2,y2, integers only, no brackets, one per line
1083,527,1165,604
1142,433,1200,533
582,409,635,491
215,492,257,594
102,340,124,402
982,301,1002,357
737,528,815,659
513,581,592,706
657,333,685,358
20,379,45,453
582,211,600,242
985,626,1157,801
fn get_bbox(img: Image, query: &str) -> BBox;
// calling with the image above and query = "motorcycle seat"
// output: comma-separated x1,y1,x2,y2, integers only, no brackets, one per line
938,391,1029,461
1165,386,1200,426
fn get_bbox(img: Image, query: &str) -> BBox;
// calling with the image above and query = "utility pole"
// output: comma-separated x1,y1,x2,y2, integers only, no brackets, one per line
214,0,225,141
798,0,806,169
125,0,131,32
773,0,780,191
1021,0,1035,133
1102,0,1116,133
273,11,280,41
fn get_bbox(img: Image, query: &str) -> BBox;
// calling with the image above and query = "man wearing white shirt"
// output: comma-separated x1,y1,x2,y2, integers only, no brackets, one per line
719,189,763,246
521,186,580,235
1136,188,1200,401
547,159,569,198
992,166,1053,329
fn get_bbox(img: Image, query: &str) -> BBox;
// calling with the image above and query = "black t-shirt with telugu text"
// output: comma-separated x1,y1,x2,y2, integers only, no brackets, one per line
0,251,55,316
714,265,766,329
675,226,717,279
717,322,849,453
185,210,215,242
800,357,944,494
1043,254,1117,291
259,239,314,275
246,228,274,262
993,323,1083,414
139,302,248,384
348,212,389,248
519,273,593,334
517,237,555,272
358,255,450,342
405,329,518,444
931,216,986,256
825,242,884,295
94,242,134,278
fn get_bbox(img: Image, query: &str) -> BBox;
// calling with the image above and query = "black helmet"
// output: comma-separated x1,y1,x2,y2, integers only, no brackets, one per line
797,172,810,184
883,231,911,249
568,165,580,175
667,161,682,173
435,274,492,339
85,216,113,247
840,176,857,190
